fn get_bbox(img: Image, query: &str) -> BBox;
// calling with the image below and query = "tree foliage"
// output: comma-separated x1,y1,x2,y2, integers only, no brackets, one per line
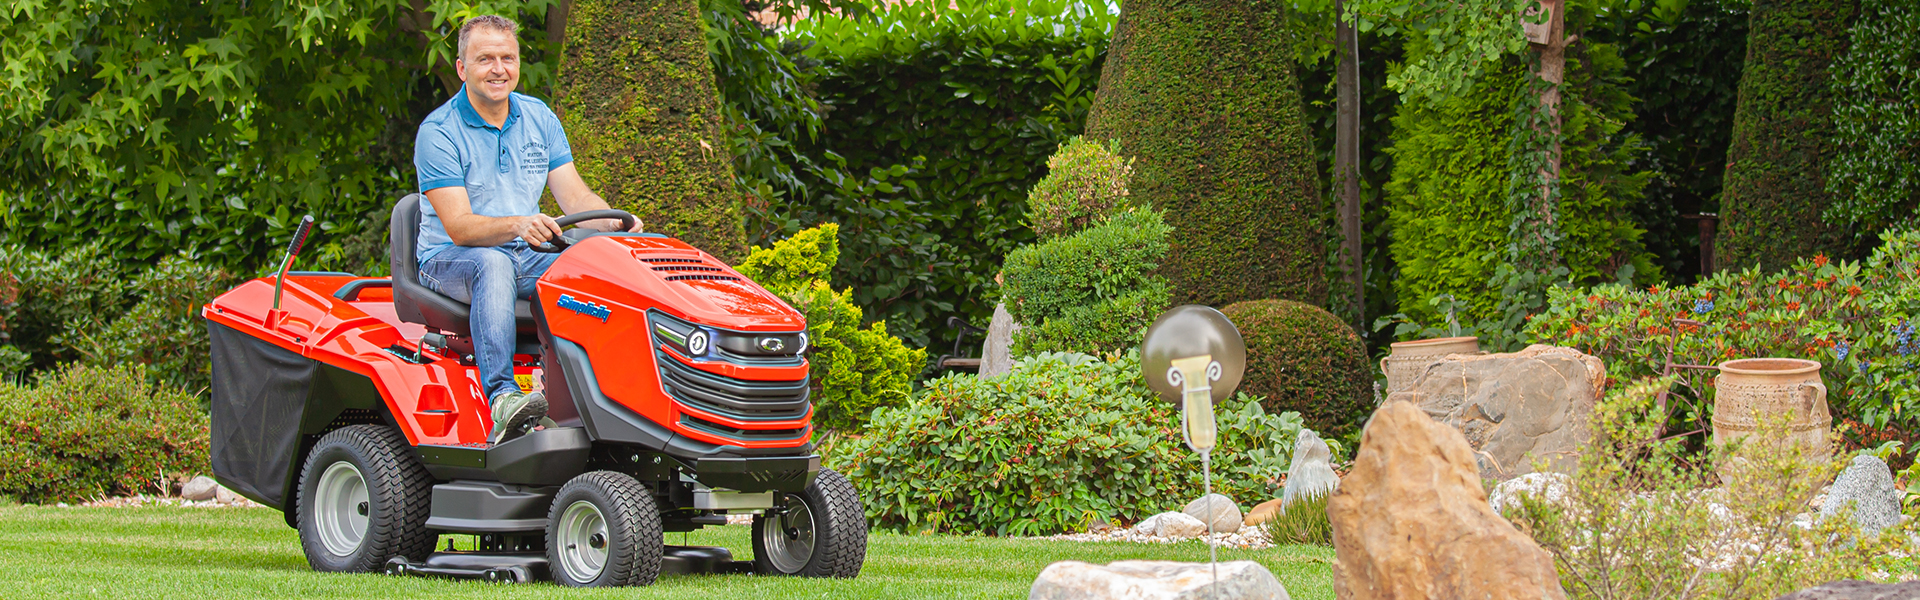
0,0,562,273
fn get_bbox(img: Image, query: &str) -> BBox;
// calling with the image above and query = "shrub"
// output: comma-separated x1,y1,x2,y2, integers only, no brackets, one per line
0,364,210,504
1082,0,1323,308
1385,46,1653,326
735,224,925,431
1221,299,1372,434
65,257,237,395
1529,230,1920,432
1026,137,1136,240
1506,376,1902,599
1001,209,1172,356
0,243,131,372
1715,0,1861,271
1824,1,1920,241
778,0,1115,346
830,351,1303,536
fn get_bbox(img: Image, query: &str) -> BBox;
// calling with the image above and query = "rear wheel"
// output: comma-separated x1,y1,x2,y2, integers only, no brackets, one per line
546,471,663,587
296,424,435,573
753,468,867,578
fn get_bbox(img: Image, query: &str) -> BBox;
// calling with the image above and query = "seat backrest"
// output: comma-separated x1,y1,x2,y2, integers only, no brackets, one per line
390,193,428,325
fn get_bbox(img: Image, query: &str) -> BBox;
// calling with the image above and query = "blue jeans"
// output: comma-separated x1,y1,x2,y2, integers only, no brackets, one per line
419,242,560,402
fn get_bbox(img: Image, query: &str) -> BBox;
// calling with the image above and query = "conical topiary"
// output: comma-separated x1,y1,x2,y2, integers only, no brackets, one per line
553,0,746,262
1082,0,1325,308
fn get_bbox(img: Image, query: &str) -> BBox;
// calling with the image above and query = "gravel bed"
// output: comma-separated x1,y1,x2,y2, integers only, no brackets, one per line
1033,524,1275,550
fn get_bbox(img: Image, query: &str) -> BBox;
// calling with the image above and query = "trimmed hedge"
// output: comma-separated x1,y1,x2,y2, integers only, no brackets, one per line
1221,299,1372,434
0,364,210,504
735,224,924,431
1001,209,1172,356
1824,1,1920,240
1083,0,1324,308
1385,44,1653,325
556,0,746,263
781,0,1114,346
830,351,1303,536
1716,0,1860,271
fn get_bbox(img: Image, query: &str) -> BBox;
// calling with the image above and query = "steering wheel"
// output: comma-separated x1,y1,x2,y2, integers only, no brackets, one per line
529,209,640,253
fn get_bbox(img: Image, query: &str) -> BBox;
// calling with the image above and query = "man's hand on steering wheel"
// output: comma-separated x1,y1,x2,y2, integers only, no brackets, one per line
512,214,565,247
590,215,645,233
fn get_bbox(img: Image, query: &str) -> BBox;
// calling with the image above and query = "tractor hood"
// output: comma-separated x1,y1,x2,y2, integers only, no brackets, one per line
542,235,806,333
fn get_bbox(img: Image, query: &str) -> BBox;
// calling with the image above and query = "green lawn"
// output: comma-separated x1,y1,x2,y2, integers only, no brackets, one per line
0,506,1335,599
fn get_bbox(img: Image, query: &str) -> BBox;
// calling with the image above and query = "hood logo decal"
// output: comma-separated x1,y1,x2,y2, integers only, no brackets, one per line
557,294,612,323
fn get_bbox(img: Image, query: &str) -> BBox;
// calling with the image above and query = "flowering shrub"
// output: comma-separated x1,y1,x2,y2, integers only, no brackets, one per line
1529,231,1920,430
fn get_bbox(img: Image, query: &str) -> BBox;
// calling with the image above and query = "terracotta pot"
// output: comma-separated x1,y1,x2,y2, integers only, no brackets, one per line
1712,358,1831,467
1380,336,1483,396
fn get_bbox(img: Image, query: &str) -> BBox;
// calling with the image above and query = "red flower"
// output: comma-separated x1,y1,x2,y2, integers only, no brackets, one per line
1814,254,1830,267
1648,285,1662,294
1787,302,1802,311
1849,285,1863,296
1813,279,1830,290
1778,279,1793,290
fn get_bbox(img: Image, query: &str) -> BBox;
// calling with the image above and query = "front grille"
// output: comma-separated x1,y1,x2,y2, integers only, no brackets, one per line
656,350,810,422
679,413,809,442
652,265,724,273
640,257,703,264
664,274,741,282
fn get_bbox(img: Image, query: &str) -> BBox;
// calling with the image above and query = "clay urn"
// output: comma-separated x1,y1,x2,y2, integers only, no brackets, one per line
1381,336,1482,396
1712,358,1831,470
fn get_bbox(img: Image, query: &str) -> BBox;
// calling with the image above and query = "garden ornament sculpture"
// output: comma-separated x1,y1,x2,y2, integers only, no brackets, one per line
1141,305,1247,595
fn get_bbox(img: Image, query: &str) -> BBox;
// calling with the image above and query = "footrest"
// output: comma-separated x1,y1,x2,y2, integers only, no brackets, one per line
385,552,549,583
663,545,755,575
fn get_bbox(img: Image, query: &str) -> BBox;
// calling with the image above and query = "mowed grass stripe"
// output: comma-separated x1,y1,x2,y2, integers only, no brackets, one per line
0,506,1335,599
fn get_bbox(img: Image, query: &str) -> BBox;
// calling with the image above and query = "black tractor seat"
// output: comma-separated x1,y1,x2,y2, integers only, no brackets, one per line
389,193,538,336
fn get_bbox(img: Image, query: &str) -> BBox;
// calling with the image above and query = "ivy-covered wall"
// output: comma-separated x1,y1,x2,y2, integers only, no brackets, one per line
555,0,746,262
1715,0,1859,272
1082,0,1325,309
1386,44,1652,325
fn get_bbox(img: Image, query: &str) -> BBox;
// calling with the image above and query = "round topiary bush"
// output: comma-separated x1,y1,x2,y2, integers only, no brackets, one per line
1221,299,1372,434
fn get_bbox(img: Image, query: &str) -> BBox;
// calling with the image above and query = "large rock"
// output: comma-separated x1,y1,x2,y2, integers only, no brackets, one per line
1775,580,1920,599
1388,344,1604,480
181,476,218,501
1134,511,1208,539
980,302,1023,378
1487,472,1572,515
1244,498,1283,527
1282,428,1338,506
1328,401,1567,600
1183,494,1242,534
1030,560,1291,600
1821,455,1904,535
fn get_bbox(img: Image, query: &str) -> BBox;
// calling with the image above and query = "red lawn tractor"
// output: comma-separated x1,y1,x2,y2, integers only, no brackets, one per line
202,195,866,586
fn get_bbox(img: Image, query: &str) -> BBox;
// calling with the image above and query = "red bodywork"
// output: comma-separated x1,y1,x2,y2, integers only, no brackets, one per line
201,235,811,449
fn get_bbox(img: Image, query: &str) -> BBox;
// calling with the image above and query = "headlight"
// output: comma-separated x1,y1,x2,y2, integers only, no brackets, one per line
687,330,710,356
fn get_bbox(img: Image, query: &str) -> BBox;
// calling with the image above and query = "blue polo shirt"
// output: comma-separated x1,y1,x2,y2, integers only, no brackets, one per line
413,85,574,264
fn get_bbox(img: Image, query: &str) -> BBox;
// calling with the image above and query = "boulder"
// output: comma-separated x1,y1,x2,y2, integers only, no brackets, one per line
1774,580,1920,599
181,476,218,501
1244,498,1284,527
1029,560,1291,600
1282,428,1338,506
1487,472,1572,515
1328,401,1567,600
1387,344,1604,480
980,302,1023,378
1133,511,1208,539
214,485,240,505
1821,455,1904,535
1183,494,1242,534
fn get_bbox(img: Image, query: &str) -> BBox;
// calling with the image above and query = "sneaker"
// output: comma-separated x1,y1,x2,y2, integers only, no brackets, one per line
488,390,548,444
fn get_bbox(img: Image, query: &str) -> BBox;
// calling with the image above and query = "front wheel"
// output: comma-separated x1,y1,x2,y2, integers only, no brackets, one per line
753,468,867,578
546,471,664,587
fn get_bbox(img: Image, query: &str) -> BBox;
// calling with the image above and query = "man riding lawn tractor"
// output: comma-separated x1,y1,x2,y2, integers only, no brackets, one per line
417,15,643,444
201,14,867,587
